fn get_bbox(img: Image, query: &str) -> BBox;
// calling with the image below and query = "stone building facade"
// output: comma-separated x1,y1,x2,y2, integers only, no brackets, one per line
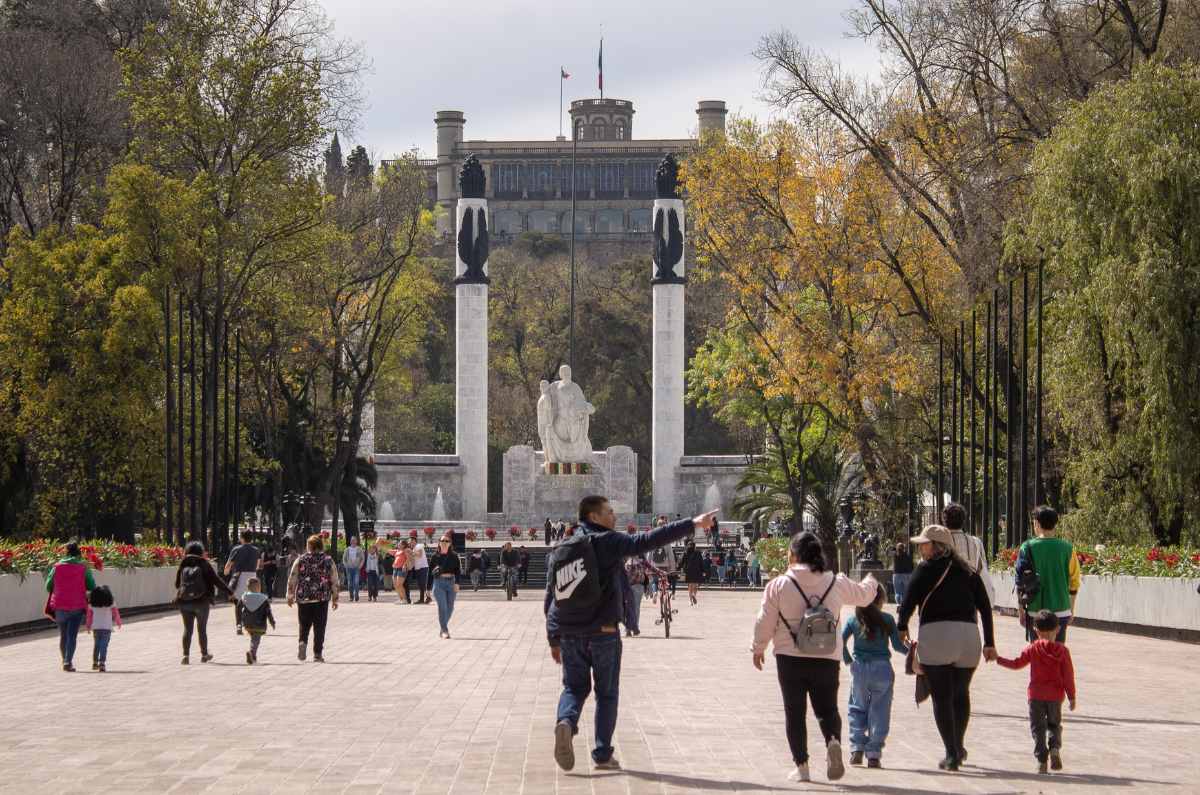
427,98,727,237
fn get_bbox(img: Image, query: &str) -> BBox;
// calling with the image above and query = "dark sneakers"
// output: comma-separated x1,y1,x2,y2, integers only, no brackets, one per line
849,751,864,766
1037,759,1049,774
1050,751,1063,770
554,721,575,771
867,759,881,769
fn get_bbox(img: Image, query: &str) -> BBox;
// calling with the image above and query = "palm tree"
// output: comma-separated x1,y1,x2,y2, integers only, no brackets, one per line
733,447,864,571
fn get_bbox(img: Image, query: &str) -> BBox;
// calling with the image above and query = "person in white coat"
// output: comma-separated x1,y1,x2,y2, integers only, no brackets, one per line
752,532,880,784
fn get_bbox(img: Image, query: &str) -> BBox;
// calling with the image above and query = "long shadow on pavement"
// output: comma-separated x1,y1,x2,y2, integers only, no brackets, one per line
972,710,1200,728
937,764,1178,788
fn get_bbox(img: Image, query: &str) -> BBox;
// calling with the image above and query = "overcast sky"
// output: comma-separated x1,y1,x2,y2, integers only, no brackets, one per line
316,0,879,158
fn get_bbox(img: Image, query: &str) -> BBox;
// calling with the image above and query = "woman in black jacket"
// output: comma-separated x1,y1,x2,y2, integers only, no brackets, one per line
680,541,704,605
429,535,462,638
897,526,996,771
174,541,235,664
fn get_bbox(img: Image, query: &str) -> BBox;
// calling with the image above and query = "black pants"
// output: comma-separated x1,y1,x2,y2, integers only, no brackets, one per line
297,600,329,656
924,664,976,761
775,655,842,765
261,569,277,598
519,566,529,584
1029,699,1063,760
179,601,211,656
366,571,380,600
404,569,428,603
668,574,678,596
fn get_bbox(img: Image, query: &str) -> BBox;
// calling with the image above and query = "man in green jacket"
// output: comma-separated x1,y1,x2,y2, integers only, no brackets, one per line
1016,506,1081,643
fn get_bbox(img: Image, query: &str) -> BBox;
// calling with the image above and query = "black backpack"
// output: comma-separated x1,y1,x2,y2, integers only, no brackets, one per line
242,599,270,630
177,563,208,601
548,532,605,611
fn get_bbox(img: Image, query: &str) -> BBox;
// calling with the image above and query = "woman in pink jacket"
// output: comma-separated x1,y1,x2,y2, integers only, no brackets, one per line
45,541,97,672
751,532,880,784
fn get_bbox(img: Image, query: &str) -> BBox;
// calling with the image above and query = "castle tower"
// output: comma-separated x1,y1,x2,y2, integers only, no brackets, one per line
455,154,489,520
650,155,686,516
696,100,728,136
436,110,465,234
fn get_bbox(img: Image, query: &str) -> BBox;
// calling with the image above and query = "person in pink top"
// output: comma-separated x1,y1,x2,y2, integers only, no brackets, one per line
45,541,97,672
751,532,880,784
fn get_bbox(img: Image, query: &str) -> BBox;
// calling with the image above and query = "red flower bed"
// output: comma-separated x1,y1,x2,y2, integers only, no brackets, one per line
992,543,1200,578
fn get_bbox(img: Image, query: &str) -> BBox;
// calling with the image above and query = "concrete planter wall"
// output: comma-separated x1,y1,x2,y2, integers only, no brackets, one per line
995,571,1200,632
0,567,177,629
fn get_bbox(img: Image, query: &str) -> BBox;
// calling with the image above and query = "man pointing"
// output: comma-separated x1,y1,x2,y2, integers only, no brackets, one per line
545,494,716,771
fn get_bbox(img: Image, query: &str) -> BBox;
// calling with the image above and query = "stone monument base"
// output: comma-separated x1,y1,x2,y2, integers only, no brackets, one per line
503,445,637,527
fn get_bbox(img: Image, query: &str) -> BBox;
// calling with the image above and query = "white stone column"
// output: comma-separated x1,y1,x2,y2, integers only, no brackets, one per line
455,195,488,520
651,194,686,516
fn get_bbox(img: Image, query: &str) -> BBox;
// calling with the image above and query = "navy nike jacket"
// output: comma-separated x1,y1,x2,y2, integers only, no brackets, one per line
545,517,695,646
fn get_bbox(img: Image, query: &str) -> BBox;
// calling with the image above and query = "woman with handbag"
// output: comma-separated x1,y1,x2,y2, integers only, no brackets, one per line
751,532,881,783
897,525,996,772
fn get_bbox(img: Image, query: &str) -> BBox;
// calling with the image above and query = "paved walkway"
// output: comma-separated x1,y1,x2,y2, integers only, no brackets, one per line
0,589,1195,794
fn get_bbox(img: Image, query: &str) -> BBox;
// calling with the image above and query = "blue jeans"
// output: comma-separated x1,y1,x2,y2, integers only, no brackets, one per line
557,633,623,763
432,577,456,633
55,609,85,665
892,573,911,605
92,629,112,664
625,584,644,634
345,567,361,600
848,659,895,759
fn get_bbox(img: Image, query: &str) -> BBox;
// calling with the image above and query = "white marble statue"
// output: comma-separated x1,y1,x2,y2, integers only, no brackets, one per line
537,365,596,464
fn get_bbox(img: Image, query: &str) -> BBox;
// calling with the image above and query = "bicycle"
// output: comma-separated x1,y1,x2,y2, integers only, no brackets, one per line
653,572,677,638
500,565,517,601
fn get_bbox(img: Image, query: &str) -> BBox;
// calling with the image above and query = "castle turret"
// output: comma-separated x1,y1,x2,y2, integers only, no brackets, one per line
696,100,728,136
435,110,465,233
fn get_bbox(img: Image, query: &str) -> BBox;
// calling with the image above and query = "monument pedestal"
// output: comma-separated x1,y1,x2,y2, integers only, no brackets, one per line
503,445,637,527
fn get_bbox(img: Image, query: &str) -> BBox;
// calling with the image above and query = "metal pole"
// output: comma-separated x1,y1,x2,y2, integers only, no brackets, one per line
970,310,977,533
992,288,1000,557
937,338,944,515
164,291,173,544
177,292,186,547
200,310,208,545
951,327,958,503
569,129,577,373
234,330,242,544
983,301,991,551
1006,279,1014,549
959,321,966,507
190,305,198,546
224,330,231,552
1020,269,1030,542
1035,260,1044,505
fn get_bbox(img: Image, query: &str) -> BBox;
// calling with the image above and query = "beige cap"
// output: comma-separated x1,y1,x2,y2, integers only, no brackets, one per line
910,524,953,547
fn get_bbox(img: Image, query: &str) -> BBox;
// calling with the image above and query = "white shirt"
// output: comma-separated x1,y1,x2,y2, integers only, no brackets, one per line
411,544,428,570
949,530,996,606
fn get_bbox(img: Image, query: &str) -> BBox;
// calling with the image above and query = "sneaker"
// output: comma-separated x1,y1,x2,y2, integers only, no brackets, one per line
444,631,451,639
62,663,75,672
867,758,881,769
236,627,244,635
1050,751,1062,771
298,642,306,661
594,757,621,770
826,740,845,781
98,663,106,673
553,720,575,771
200,653,213,663
246,651,254,665
313,654,325,663
938,757,960,771
959,747,968,763
181,656,189,665
849,750,864,766
92,662,99,671
1037,759,1049,774
787,764,811,782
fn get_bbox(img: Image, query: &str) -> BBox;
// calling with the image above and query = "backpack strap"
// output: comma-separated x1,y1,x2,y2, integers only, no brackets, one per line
788,572,835,608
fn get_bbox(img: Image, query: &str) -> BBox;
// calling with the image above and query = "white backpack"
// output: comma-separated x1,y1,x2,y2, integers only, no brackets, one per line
779,575,838,655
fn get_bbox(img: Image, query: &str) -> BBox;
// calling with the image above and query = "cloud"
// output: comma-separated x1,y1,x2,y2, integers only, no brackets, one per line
319,0,878,157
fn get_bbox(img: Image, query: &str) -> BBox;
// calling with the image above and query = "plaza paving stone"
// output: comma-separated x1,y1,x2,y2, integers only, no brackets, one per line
0,588,1196,794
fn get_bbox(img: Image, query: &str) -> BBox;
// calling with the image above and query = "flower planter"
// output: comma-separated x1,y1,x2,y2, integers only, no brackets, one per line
1,567,179,630
994,571,1200,632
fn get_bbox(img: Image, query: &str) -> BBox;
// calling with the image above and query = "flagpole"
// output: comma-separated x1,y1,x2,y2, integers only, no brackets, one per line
569,123,577,373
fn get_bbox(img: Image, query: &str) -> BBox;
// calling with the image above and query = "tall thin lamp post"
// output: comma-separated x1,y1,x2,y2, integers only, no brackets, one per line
164,290,174,543
569,124,577,373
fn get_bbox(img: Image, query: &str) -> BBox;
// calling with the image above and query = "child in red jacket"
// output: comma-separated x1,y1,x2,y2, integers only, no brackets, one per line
997,609,1077,773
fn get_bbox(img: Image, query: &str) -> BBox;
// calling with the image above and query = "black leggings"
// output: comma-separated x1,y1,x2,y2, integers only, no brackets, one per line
775,656,841,765
297,600,330,656
179,601,211,656
924,664,976,761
